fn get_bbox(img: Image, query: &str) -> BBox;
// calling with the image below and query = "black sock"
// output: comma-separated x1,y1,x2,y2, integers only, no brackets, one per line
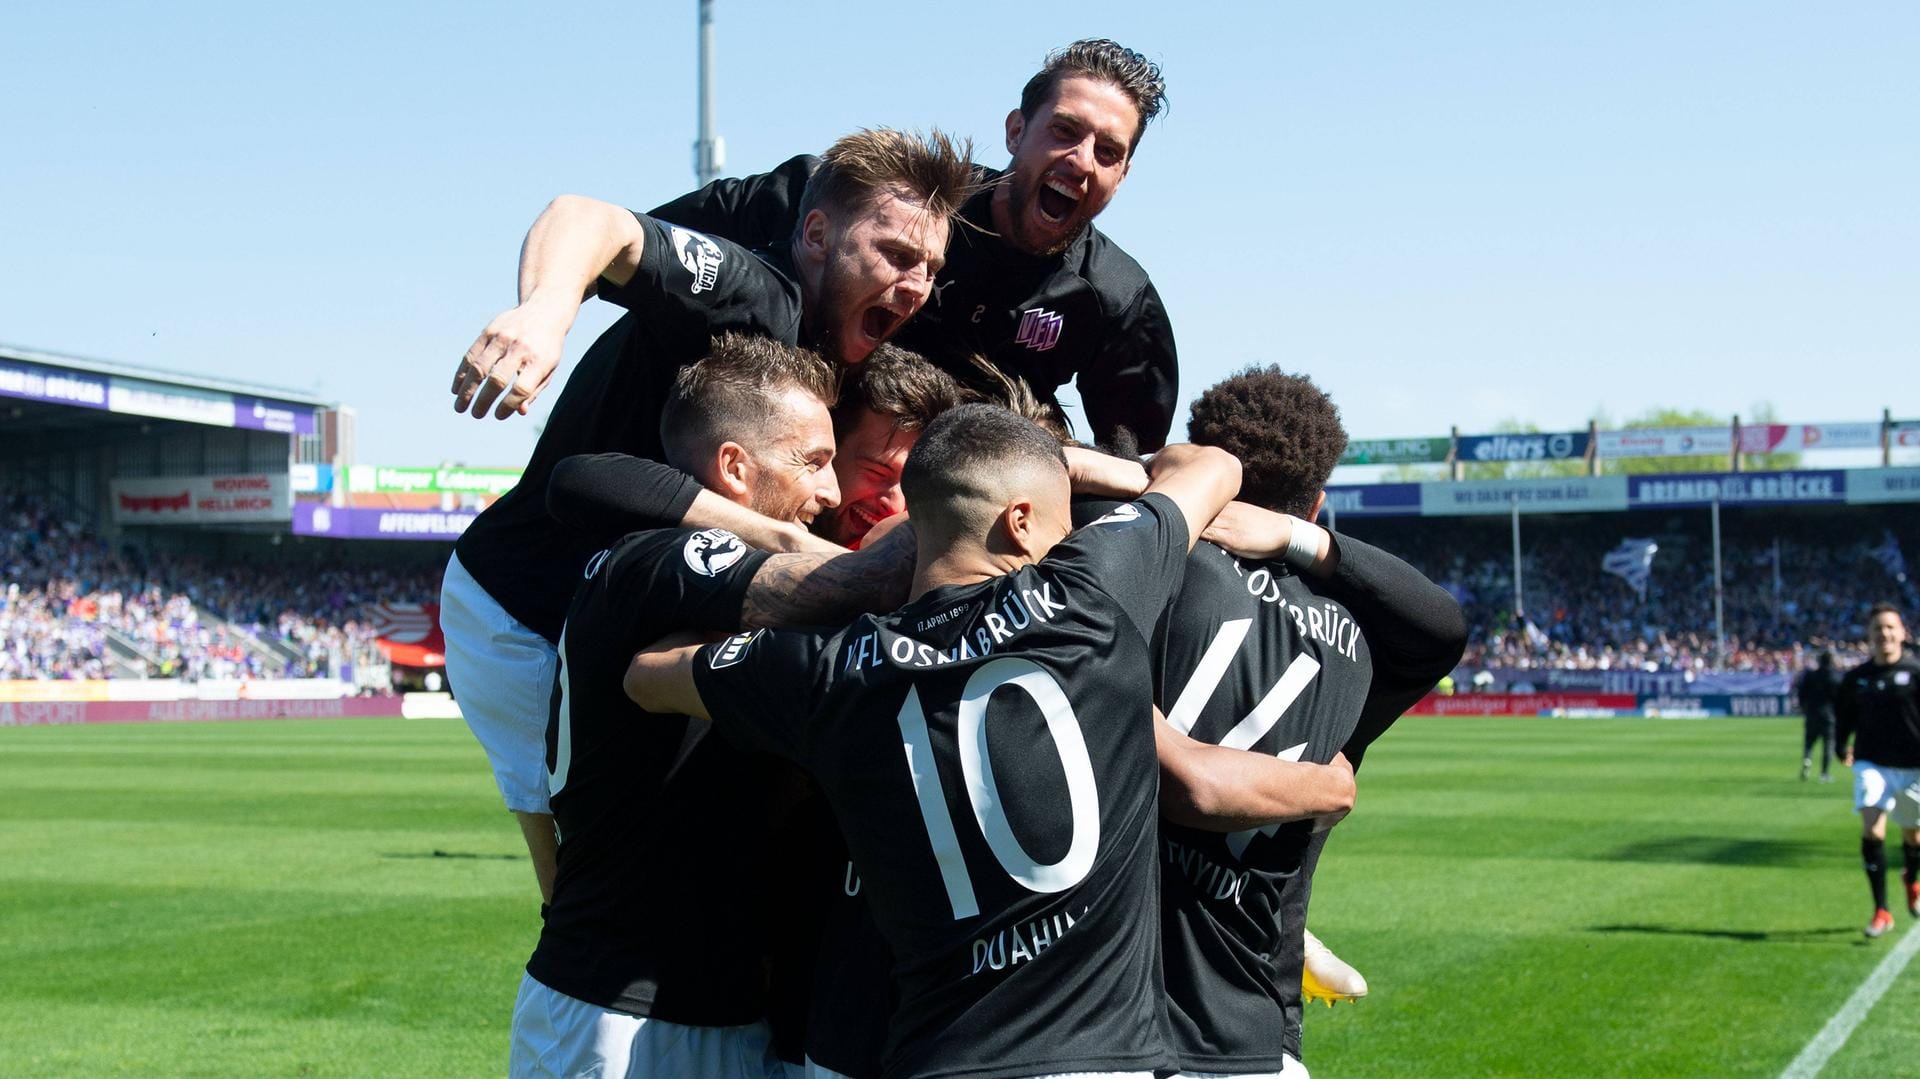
1863,837,1889,910
1904,843,1920,888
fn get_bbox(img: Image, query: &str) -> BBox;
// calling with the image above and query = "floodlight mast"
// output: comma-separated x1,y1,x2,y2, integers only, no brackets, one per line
694,0,724,186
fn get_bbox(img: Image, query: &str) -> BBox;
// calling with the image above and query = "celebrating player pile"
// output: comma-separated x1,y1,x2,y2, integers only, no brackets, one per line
441,39,1465,1079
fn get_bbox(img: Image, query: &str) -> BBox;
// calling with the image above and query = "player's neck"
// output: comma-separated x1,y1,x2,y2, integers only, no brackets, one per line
909,550,1024,602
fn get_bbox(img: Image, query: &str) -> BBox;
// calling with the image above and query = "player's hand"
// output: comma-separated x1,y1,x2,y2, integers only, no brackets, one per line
1064,445,1148,498
451,297,573,419
1842,748,1854,767
1312,753,1355,832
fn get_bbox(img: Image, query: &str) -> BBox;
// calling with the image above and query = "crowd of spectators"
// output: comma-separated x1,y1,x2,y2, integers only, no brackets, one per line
7,483,1914,684
1347,509,1916,675
1,488,438,682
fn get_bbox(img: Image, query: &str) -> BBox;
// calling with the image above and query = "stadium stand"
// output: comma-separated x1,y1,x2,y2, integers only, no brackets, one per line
2,483,438,682
1344,505,1920,675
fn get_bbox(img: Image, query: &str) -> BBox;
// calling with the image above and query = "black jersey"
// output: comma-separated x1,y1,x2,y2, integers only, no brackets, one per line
690,494,1193,1079
1837,652,1920,768
453,214,804,642
1143,527,1464,1071
524,526,780,1023
652,156,1178,450
1797,667,1839,722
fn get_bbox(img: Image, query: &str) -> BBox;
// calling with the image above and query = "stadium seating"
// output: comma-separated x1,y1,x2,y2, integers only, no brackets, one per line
2,487,438,681
1345,507,1918,674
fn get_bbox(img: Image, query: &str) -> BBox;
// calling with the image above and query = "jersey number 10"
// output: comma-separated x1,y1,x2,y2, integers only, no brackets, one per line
896,657,1100,921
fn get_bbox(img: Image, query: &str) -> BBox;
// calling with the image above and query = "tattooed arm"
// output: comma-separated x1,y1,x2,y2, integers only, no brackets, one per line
738,516,917,628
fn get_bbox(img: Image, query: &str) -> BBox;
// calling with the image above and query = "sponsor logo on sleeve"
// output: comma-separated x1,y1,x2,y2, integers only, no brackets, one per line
1088,502,1143,528
709,630,762,670
683,529,747,576
669,226,725,294
584,548,611,580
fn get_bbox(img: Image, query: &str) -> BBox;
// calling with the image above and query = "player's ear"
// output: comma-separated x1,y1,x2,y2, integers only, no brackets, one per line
1003,496,1040,559
1310,491,1327,523
1004,108,1025,156
798,209,831,265
713,441,754,500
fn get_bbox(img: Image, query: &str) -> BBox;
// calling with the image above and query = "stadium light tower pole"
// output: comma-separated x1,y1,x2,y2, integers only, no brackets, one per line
1510,496,1524,619
693,0,724,186
1711,500,1725,667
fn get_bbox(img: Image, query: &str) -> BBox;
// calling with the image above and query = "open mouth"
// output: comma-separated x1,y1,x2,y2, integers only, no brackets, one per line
1036,177,1081,224
860,306,900,343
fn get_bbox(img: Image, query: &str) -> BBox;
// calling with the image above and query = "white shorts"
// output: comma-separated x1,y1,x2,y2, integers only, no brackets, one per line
1179,1055,1309,1079
511,973,785,1079
1854,762,1920,830
442,553,559,814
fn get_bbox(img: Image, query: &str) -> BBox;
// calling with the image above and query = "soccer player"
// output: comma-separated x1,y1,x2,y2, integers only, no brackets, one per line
651,39,1179,449
1149,367,1466,1076
627,406,1242,1078
516,335,895,1078
1797,651,1839,781
440,129,975,902
1836,603,1920,937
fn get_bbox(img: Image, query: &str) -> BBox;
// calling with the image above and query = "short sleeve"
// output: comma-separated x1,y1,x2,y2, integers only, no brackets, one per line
692,627,831,762
1043,491,1190,637
647,154,818,249
595,213,804,342
600,527,774,638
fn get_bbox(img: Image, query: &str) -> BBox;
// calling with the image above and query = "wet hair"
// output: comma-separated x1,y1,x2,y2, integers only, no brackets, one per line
1019,39,1168,153
834,344,965,440
792,128,981,244
959,354,1073,444
1187,365,1347,519
660,332,839,471
901,403,1069,545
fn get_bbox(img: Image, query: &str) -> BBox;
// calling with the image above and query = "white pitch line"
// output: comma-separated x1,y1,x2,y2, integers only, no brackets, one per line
1779,921,1920,1079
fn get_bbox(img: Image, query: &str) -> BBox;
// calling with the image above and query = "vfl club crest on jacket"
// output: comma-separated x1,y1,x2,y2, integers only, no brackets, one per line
670,226,725,294
683,529,746,576
1015,307,1064,351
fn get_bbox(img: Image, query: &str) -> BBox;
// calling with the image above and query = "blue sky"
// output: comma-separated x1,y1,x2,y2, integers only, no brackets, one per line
3,2,1915,469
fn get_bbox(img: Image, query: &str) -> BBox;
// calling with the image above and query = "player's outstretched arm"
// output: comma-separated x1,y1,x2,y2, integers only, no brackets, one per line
1142,444,1241,551
1201,502,1335,575
1155,713,1355,832
452,195,648,420
740,517,916,628
548,453,839,554
624,632,712,720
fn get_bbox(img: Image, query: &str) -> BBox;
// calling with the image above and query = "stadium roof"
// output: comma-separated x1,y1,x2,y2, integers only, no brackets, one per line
0,341,336,409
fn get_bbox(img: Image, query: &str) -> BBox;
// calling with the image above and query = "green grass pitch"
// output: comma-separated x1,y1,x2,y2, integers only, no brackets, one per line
1,715,1914,1077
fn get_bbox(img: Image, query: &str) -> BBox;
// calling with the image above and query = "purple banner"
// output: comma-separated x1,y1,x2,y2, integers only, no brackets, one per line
0,356,110,409
233,394,317,435
1321,482,1422,519
293,503,476,540
1627,470,1846,509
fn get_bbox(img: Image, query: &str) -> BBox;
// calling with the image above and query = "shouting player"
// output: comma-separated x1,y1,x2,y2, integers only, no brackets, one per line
1837,603,1920,937
652,39,1179,449
627,406,1241,1078
441,129,975,902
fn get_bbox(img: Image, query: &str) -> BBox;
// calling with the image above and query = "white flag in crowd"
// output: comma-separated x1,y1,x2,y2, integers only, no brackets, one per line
1602,537,1659,599
1868,529,1909,585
